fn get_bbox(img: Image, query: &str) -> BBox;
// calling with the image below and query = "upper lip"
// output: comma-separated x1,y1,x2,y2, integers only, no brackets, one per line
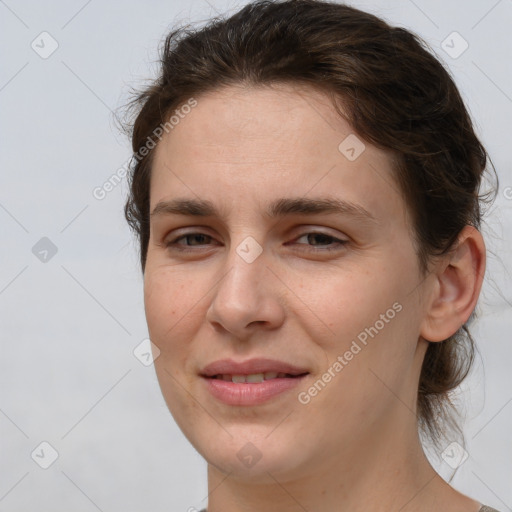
200,358,310,377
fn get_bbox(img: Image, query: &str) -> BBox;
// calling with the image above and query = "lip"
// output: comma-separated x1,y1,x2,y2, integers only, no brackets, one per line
199,358,310,406
200,357,309,377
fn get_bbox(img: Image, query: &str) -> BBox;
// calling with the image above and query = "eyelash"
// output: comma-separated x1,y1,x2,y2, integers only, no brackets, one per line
164,231,348,253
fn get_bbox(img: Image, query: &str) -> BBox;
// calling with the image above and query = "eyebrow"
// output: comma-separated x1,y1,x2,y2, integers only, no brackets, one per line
150,196,377,224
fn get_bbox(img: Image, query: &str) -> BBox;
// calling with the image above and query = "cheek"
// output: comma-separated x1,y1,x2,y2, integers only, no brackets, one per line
297,257,420,398
143,266,204,360
144,267,206,424
297,261,402,349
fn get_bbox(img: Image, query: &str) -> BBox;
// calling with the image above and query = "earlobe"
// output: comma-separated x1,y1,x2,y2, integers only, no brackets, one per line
420,226,486,343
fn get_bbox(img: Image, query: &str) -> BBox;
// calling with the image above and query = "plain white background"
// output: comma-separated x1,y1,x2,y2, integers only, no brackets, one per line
1,0,511,511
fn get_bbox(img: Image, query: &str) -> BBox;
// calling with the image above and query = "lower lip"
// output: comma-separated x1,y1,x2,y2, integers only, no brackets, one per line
202,375,308,406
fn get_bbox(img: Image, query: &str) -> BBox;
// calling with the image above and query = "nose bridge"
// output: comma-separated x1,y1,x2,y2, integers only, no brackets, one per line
206,231,284,334
217,233,267,307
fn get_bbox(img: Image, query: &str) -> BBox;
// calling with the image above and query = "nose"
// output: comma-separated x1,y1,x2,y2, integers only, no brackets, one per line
205,242,285,339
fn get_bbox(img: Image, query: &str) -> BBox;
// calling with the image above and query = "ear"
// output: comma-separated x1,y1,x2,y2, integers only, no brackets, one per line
420,225,486,342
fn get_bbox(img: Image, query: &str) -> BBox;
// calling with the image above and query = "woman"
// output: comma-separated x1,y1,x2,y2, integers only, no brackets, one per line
123,1,500,510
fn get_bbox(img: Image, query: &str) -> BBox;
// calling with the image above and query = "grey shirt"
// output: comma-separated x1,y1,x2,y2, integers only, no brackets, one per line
199,506,501,511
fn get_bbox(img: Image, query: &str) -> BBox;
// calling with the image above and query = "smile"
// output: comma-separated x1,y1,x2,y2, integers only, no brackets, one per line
202,373,309,406
209,372,306,383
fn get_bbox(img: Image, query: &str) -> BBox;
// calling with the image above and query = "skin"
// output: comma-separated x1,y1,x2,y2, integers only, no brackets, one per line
143,83,486,512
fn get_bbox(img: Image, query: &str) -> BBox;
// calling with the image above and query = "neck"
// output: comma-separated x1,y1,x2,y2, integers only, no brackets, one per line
204,406,478,512
202,340,480,512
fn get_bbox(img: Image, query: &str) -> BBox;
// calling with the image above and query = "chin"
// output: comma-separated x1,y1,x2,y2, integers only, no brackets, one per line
192,426,311,482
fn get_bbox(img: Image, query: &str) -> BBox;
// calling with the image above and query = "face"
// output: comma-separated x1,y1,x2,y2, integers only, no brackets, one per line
144,84,432,482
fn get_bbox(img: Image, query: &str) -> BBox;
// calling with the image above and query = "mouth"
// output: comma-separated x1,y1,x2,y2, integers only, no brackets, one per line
206,372,309,383
199,358,310,406
200,357,310,378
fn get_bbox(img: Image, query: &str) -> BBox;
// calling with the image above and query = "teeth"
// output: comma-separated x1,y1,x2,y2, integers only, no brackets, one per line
217,372,286,383
246,373,264,383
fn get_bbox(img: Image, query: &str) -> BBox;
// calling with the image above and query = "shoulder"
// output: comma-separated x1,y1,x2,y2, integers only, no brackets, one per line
199,505,500,511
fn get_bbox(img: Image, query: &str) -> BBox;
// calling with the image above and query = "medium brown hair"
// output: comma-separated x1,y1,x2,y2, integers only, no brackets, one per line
122,0,496,449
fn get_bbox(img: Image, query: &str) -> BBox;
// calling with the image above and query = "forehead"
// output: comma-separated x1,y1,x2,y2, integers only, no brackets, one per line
150,84,406,224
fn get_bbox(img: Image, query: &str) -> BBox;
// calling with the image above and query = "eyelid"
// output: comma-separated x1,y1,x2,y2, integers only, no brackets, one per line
289,225,349,240
164,227,349,253
164,224,348,239
290,231,348,251
163,226,216,243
